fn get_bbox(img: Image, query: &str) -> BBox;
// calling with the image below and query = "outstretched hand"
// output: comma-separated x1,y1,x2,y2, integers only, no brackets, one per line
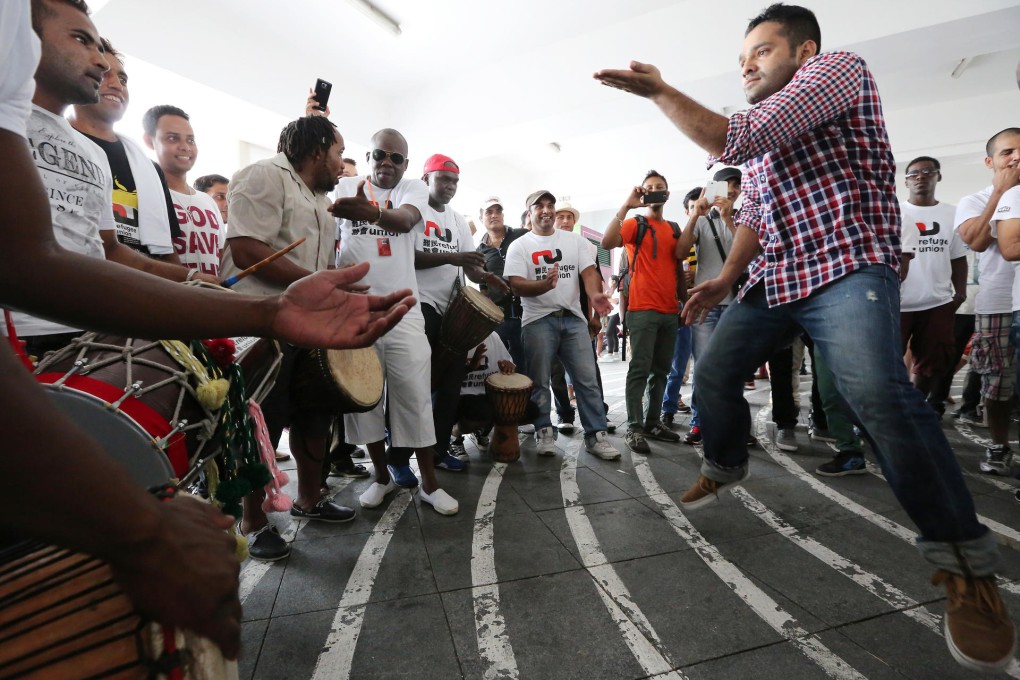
271,262,415,348
328,181,377,223
590,292,613,317
593,61,668,99
681,277,731,325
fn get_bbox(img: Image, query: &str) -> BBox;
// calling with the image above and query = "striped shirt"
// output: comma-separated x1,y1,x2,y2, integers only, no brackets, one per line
714,51,901,307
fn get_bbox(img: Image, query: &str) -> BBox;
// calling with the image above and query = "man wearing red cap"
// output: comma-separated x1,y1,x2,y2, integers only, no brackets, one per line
415,154,509,466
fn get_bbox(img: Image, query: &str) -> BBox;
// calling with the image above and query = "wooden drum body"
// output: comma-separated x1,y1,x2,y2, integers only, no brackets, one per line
291,347,384,414
0,542,236,680
484,372,534,463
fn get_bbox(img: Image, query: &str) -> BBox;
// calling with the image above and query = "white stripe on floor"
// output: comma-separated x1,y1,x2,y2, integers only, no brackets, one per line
559,443,685,679
631,453,865,680
953,421,1018,448
471,463,519,679
311,489,414,680
754,409,1020,597
238,473,365,604
863,461,1020,551
730,485,1020,679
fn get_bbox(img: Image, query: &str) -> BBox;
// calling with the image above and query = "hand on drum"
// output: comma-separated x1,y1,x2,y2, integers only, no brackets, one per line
272,262,415,349
480,271,511,296
193,272,222,286
497,359,516,374
107,495,241,659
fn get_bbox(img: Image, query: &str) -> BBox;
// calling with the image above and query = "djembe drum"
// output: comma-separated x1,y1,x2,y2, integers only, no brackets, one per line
291,347,384,414
484,372,534,463
434,285,504,388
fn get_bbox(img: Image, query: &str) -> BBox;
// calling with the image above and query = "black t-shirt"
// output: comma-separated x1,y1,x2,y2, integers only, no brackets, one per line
476,227,528,318
83,133,182,256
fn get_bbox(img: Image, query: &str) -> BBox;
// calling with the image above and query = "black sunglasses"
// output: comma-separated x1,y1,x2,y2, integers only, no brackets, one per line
370,148,406,165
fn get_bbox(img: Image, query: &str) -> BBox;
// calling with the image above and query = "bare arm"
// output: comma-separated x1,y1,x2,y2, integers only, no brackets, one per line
581,265,612,317
328,181,421,234
950,256,967,301
602,187,645,249
0,130,412,347
998,219,1020,262
102,231,219,284
681,225,762,325
958,167,1020,251
593,62,728,157
509,265,558,297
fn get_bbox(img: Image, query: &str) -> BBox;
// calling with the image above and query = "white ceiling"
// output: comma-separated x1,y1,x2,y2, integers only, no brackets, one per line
94,0,1020,222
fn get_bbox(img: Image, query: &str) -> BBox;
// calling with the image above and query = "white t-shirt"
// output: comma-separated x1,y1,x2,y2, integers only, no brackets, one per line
170,189,223,277
335,176,429,320
990,186,1020,312
504,229,596,326
414,205,474,313
461,332,513,396
0,0,38,139
899,202,965,312
959,186,1015,315
11,106,115,337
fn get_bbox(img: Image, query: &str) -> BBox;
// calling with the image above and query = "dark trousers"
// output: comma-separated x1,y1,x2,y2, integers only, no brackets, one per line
769,344,798,429
606,314,620,353
22,332,84,363
929,314,976,413
421,303,468,457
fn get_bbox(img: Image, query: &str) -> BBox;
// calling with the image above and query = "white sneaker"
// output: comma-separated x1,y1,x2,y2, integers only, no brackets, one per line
419,487,459,515
359,479,396,508
585,431,621,460
776,428,799,452
535,426,558,456
519,423,536,434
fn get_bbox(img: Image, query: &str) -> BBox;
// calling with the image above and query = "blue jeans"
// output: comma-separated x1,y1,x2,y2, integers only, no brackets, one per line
661,325,693,415
496,316,526,374
696,266,997,576
689,304,727,428
522,314,607,436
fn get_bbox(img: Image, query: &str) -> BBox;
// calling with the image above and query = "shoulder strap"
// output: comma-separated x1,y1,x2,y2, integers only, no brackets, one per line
667,221,681,239
631,215,657,275
704,214,729,262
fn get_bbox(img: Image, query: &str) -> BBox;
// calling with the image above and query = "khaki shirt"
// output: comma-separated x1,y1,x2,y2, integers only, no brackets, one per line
220,153,335,296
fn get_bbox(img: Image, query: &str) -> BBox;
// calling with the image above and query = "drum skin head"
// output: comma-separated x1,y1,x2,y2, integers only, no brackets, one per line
485,372,533,391
42,386,174,488
461,286,504,322
326,348,384,408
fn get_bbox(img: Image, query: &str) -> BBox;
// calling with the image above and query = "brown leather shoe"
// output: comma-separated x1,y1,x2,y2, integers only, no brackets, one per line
933,570,1016,671
678,469,749,511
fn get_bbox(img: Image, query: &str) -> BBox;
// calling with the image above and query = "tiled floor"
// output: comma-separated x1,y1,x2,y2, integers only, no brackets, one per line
239,357,1020,679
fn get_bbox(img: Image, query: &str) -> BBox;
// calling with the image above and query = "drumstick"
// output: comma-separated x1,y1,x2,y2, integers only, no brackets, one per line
221,238,305,288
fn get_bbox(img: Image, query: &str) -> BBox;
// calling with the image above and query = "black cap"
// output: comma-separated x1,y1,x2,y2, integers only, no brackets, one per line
713,167,742,183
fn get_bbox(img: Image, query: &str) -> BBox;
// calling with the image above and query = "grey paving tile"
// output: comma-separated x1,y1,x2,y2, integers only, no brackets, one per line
836,608,1012,680
441,570,646,680
272,509,436,617
252,609,335,680
422,508,582,592
504,466,631,512
238,618,269,680
712,531,905,628
683,629,911,680
538,497,693,565
609,550,825,666
348,593,463,679
240,559,287,622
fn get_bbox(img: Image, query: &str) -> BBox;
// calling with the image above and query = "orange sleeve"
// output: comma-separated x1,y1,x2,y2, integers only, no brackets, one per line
619,218,638,245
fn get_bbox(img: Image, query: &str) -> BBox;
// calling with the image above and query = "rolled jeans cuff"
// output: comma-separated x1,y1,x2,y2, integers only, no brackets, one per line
700,456,748,484
916,529,1000,578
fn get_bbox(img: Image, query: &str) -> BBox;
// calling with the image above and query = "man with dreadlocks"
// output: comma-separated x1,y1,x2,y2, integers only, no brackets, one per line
219,115,354,560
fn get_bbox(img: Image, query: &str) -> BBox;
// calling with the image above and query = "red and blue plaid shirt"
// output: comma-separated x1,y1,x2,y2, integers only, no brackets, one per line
714,51,901,307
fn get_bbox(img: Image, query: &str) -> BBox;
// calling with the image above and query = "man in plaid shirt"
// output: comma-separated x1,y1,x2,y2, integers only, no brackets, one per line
596,3,1014,672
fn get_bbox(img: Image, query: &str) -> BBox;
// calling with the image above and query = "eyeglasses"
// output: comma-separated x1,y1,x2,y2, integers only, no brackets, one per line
905,168,939,179
371,148,406,165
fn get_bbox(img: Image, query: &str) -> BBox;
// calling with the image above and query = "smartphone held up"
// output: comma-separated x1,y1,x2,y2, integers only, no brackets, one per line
312,78,332,112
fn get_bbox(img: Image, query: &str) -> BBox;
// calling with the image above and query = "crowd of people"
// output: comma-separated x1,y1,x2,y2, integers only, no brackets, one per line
4,0,1020,674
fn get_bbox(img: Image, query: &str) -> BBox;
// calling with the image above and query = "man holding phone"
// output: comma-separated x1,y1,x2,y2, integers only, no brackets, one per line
672,167,742,446
601,171,684,453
